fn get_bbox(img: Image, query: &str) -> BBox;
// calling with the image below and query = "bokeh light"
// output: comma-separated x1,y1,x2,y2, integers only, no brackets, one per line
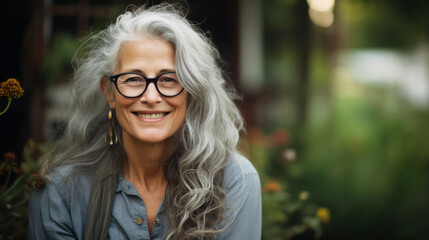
307,0,335,28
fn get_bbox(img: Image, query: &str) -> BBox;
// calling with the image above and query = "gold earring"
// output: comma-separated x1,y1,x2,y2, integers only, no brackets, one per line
105,109,118,145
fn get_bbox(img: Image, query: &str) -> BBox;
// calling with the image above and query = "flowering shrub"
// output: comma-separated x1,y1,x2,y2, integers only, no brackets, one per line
242,127,329,239
0,140,46,239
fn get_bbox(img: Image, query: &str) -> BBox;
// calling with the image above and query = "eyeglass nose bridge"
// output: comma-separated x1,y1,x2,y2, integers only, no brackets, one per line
140,76,161,96
144,76,159,86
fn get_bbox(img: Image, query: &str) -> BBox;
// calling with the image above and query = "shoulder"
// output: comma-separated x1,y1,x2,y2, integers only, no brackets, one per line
223,152,260,190
30,165,93,210
28,166,93,239
219,152,262,239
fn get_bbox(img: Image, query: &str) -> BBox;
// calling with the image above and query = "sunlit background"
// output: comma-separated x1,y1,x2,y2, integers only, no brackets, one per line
1,0,428,239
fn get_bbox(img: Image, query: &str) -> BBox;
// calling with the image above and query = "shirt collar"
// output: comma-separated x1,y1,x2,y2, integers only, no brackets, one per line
116,172,139,197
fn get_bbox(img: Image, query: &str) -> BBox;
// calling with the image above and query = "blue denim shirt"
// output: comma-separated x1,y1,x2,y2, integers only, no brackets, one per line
28,153,261,240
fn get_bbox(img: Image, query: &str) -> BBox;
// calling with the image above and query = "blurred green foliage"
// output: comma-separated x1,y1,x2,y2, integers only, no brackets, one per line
40,34,81,86
340,0,429,49
261,0,429,239
294,89,429,239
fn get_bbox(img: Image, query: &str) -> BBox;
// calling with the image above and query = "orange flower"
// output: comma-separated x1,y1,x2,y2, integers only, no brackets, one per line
27,174,45,189
247,127,266,144
271,128,290,145
3,152,17,162
263,180,282,193
17,167,25,176
0,78,24,99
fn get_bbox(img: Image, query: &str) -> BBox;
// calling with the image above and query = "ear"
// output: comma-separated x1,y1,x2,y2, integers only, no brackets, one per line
100,77,116,109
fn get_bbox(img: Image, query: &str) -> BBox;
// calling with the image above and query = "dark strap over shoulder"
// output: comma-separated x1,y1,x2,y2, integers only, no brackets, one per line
84,150,120,240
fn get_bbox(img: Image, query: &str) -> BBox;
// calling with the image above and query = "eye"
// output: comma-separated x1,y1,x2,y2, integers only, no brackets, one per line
117,74,145,85
159,77,177,83
158,73,179,84
125,76,144,83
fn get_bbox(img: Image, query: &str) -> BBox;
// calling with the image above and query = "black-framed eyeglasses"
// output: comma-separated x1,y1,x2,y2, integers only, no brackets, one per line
109,72,184,98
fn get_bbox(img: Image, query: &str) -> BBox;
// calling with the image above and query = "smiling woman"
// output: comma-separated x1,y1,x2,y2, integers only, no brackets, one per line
103,39,187,145
28,3,261,240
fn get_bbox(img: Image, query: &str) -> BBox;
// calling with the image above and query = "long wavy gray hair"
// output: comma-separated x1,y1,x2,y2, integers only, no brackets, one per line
40,3,244,240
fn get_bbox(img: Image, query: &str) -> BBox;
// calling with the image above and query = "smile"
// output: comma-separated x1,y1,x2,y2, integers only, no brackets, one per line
135,112,170,119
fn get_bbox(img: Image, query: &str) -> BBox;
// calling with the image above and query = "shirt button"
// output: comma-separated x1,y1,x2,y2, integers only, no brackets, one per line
136,217,143,225
155,219,161,225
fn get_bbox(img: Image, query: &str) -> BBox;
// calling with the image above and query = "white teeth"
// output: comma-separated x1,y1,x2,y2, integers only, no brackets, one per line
137,113,165,119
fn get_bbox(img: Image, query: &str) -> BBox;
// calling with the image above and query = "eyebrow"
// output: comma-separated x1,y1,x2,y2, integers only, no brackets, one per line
122,68,176,76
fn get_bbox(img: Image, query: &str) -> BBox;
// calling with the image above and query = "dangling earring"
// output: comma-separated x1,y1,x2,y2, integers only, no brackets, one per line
105,109,118,145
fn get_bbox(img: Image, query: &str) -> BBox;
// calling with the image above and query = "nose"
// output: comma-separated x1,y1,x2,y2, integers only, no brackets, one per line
139,82,162,104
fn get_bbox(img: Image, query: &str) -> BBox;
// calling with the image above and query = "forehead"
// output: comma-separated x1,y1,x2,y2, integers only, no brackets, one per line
115,38,176,75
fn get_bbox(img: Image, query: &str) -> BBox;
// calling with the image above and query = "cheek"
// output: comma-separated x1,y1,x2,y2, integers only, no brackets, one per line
177,107,186,126
177,96,188,123
168,97,187,130
114,93,134,109
114,99,133,120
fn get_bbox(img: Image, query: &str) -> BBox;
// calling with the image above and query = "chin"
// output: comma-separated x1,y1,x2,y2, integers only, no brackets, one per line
136,132,172,144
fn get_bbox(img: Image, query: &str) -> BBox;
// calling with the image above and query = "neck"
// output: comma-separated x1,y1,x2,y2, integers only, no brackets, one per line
121,134,173,190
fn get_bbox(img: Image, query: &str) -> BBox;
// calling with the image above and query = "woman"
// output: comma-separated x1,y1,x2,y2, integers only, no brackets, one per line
28,3,261,240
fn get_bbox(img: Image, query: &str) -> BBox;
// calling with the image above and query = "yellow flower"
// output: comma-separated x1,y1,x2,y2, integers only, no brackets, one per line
299,191,309,201
263,180,282,193
316,207,330,223
0,78,24,99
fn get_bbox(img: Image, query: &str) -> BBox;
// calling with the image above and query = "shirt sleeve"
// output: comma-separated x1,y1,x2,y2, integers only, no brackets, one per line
220,156,262,239
28,179,77,240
